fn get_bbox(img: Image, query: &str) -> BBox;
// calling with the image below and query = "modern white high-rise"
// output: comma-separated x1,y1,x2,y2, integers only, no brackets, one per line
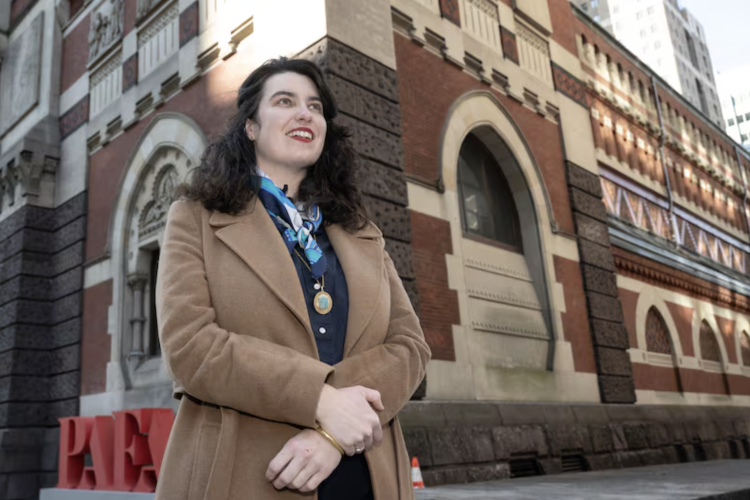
574,0,723,127
717,65,750,150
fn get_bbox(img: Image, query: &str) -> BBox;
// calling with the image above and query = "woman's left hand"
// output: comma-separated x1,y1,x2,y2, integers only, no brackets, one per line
266,429,342,492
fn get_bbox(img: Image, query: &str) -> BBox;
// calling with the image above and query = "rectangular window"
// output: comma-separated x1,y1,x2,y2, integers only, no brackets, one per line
742,134,748,142
729,118,736,126
745,112,750,120
685,29,699,68
739,116,745,124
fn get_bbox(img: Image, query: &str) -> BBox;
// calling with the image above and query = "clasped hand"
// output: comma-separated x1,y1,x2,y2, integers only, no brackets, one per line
265,384,384,491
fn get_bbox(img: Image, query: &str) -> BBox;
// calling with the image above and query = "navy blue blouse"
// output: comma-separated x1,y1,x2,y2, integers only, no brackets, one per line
291,226,348,365
290,225,373,500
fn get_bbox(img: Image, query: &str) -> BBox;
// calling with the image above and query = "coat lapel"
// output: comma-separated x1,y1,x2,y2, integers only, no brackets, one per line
325,222,384,357
209,202,315,348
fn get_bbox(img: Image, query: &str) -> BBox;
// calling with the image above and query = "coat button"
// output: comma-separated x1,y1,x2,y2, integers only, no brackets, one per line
319,327,326,334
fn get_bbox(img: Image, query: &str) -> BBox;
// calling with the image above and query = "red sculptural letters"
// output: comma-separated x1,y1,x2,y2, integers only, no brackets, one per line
57,408,175,492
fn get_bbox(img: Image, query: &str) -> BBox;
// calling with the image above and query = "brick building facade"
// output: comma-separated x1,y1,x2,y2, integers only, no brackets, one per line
3,0,750,497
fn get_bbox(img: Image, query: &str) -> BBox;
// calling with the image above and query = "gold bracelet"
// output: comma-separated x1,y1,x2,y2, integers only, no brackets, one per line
315,426,345,455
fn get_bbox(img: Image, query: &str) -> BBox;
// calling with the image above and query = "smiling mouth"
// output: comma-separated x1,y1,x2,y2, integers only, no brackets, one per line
286,130,314,142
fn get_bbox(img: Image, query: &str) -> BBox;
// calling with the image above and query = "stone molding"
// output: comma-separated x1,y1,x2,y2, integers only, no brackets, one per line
0,134,60,217
567,160,636,403
613,247,750,316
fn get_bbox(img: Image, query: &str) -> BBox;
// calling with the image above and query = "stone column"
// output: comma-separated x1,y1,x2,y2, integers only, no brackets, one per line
566,161,636,403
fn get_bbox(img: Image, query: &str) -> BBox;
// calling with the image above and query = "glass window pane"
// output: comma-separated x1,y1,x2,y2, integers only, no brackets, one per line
458,134,522,249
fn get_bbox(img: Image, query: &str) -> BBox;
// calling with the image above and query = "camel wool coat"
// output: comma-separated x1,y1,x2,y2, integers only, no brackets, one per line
154,199,431,500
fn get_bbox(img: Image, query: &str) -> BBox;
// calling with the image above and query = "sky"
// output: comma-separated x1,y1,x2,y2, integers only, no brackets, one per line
677,0,750,74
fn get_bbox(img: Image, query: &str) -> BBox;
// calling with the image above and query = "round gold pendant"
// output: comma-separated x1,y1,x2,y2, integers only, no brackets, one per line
314,291,333,315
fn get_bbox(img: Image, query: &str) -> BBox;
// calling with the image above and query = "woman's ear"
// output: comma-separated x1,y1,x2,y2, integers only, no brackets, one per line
245,118,256,141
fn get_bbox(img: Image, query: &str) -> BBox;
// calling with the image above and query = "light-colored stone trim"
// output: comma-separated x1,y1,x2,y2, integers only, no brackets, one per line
407,91,595,402
100,113,207,408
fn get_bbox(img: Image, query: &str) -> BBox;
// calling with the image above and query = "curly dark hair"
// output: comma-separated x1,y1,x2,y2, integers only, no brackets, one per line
178,57,368,231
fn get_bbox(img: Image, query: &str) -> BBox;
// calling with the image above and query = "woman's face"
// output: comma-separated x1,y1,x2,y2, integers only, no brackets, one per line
246,72,327,173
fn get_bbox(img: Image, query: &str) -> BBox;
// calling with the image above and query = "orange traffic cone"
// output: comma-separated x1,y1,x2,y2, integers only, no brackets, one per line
411,457,425,489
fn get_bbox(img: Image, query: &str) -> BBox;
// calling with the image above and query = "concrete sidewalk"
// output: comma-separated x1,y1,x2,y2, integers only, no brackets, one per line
415,460,750,499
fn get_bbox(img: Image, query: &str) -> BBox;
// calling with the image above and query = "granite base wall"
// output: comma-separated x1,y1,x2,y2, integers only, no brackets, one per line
0,194,86,499
401,401,750,486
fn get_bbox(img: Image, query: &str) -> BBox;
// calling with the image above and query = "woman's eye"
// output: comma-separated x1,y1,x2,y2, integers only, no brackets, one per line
309,103,323,112
278,98,292,105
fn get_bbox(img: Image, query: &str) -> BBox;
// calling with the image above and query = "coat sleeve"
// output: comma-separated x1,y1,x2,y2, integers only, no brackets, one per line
156,200,334,428
324,243,431,425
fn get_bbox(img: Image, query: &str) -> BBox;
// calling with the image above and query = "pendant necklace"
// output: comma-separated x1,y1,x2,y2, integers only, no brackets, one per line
294,248,333,315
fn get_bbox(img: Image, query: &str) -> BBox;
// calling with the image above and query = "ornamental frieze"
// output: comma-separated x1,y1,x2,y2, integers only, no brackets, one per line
88,0,124,65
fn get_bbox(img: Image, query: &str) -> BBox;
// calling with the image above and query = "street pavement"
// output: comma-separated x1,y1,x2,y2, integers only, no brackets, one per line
415,460,750,499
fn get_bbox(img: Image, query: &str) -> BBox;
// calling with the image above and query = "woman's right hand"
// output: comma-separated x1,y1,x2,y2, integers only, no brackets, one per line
315,384,384,455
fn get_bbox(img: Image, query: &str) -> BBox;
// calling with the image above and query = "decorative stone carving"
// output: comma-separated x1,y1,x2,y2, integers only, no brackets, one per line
0,147,58,214
88,0,124,65
139,164,178,238
137,0,163,23
0,12,43,135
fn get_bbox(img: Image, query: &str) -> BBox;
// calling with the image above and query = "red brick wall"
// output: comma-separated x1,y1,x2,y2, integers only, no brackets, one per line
411,211,459,361
394,34,574,235
632,363,681,393
10,0,37,25
618,288,639,348
549,0,578,56
86,47,247,261
81,280,113,395
715,316,737,365
679,368,729,396
69,0,85,17
61,14,90,94
553,255,596,373
666,302,695,357
124,0,137,36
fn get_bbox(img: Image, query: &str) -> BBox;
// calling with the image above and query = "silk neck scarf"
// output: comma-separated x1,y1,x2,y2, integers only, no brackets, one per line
255,171,327,280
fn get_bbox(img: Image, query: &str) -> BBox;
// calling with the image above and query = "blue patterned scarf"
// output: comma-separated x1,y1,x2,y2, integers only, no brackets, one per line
255,173,327,279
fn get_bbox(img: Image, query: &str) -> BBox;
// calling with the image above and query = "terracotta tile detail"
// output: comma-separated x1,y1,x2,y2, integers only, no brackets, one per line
439,0,460,27
122,53,138,92
179,1,199,47
59,96,89,140
645,307,672,354
552,62,587,109
500,26,519,65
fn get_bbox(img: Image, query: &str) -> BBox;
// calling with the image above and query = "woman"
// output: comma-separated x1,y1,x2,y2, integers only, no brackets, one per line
155,57,430,500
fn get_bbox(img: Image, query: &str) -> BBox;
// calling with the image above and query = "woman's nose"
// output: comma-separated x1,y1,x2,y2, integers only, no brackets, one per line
296,105,313,122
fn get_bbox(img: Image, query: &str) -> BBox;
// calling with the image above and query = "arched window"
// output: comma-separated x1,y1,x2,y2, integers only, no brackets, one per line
741,332,750,366
457,133,522,251
646,307,672,354
699,320,721,362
